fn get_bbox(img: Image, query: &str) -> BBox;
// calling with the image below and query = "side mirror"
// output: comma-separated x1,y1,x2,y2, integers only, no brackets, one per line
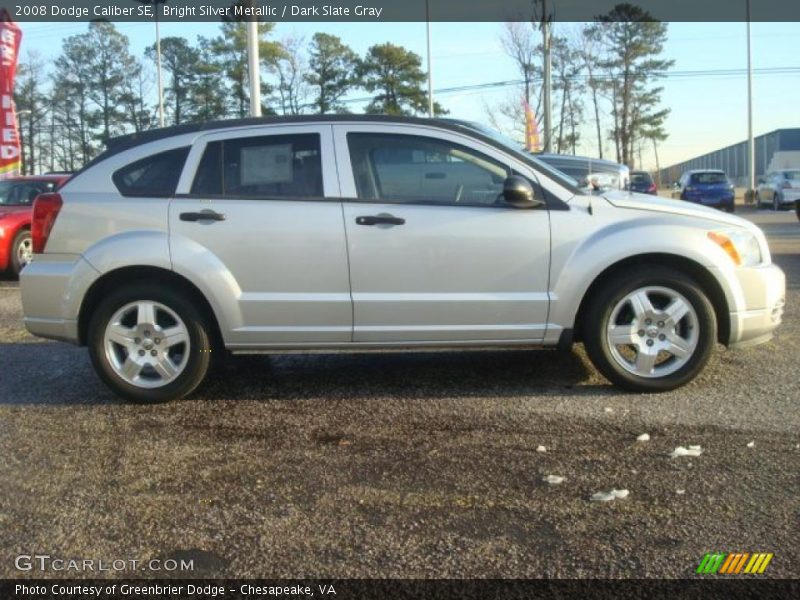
503,175,544,209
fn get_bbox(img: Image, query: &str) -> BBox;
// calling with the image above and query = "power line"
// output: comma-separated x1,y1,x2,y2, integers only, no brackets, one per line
336,66,800,105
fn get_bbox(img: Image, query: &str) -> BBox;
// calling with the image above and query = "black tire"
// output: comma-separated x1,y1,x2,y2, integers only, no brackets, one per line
9,229,32,277
583,266,717,393
88,283,213,403
796,199,800,222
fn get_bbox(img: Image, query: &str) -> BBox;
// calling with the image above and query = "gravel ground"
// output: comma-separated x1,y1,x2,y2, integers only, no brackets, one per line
0,209,798,579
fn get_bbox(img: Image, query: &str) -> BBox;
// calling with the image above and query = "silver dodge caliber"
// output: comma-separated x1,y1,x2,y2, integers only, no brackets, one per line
21,117,785,403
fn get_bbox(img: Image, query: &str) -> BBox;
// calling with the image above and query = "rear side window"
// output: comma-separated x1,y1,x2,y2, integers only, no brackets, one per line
112,147,189,197
191,134,323,199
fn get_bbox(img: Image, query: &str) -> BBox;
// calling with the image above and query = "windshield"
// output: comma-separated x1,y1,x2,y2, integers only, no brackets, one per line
690,172,728,185
0,180,56,206
447,120,583,193
631,172,653,184
783,171,800,181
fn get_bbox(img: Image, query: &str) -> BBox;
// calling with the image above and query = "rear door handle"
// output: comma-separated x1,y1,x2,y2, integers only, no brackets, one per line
180,210,226,223
355,215,405,226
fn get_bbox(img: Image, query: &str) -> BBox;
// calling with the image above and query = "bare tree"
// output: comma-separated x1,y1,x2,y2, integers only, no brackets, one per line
578,25,606,158
271,35,310,115
14,51,49,175
501,22,541,107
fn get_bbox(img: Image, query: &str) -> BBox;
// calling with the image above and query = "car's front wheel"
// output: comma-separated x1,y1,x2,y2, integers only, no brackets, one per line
88,283,213,403
10,229,32,277
583,266,717,392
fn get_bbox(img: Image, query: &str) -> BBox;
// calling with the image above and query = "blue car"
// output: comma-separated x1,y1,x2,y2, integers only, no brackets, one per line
671,170,735,213
630,171,657,195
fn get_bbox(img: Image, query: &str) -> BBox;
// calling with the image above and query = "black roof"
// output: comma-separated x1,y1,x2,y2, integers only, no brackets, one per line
104,115,460,155
73,115,508,179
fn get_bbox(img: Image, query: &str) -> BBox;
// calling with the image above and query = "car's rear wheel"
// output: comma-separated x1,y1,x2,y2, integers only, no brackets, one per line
88,283,213,403
583,266,717,392
10,229,32,277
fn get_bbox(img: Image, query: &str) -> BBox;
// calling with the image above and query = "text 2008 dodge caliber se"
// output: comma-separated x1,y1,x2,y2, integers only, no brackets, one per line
21,117,785,403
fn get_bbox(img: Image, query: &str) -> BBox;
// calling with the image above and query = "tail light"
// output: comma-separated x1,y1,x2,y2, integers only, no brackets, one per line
648,183,657,193
31,193,63,254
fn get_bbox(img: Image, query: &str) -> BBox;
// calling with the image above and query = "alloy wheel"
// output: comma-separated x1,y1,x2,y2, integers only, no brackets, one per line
103,301,190,389
605,286,699,379
16,235,32,268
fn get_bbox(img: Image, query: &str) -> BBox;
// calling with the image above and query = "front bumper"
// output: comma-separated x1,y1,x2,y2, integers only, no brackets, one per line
726,263,785,349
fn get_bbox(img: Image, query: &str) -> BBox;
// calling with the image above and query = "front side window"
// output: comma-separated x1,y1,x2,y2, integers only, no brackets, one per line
348,133,511,207
113,147,189,197
191,134,323,199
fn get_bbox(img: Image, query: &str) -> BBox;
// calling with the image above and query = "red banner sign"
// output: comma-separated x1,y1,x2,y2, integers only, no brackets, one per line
0,9,22,179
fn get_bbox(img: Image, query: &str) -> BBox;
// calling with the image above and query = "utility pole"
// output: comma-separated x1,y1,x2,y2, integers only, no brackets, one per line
746,0,755,197
246,17,261,117
155,11,164,127
426,0,434,118
541,0,552,153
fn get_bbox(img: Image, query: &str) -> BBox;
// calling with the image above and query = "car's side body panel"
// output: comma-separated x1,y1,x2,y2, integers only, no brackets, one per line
20,118,785,367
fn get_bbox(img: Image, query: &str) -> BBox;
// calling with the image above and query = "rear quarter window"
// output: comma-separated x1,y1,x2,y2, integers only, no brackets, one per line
112,147,190,197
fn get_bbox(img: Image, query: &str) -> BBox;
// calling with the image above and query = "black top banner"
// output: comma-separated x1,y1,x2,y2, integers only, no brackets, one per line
3,0,799,22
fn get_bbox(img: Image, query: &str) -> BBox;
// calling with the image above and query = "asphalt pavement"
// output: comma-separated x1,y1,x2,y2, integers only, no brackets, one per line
0,207,797,579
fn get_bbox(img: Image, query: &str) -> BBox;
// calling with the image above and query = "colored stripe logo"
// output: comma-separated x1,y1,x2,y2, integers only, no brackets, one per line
696,552,773,574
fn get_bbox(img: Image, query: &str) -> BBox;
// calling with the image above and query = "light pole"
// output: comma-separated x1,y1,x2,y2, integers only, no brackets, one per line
246,0,261,117
426,0,434,118
247,21,261,117
746,0,755,200
136,0,167,127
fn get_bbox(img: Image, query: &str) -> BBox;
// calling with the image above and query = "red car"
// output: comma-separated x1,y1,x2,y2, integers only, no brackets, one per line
0,175,70,276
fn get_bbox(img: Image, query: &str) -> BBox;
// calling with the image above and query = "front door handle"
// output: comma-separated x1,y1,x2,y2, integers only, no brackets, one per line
355,215,405,226
180,210,226,223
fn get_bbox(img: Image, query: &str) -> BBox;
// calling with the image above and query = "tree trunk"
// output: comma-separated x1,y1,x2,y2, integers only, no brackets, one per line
652,136,661,188
591,83,603,159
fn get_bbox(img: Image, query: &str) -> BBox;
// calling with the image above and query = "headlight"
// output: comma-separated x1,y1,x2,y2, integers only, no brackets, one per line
708,229,762,267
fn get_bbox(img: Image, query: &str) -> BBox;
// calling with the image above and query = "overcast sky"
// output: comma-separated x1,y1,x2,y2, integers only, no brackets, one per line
16,20,800,170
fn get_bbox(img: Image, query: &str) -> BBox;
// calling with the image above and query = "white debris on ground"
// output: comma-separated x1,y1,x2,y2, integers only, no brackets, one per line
590,491,615,502
637,433,650,442
542,475,565,485
604,407,613,413
747,441,755,448
670,445,703,458
536,445,547,453
590,489,629,502
676,489,686,495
